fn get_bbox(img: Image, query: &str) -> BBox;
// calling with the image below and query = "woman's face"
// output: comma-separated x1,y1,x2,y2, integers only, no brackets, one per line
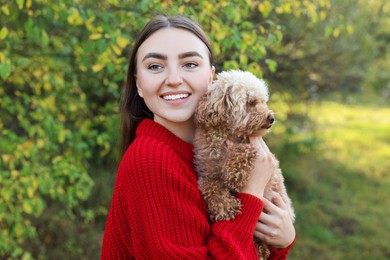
135,28,215,132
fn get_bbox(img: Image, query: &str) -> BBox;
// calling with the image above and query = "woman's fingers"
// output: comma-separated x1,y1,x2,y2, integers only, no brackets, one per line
255,221,272,238
271,192,289,211
255,194,296,248
259,196,281,222
249,136,271,157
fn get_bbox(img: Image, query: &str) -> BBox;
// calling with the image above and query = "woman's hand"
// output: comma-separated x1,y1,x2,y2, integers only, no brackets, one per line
241,136,278,198
254,192,296,249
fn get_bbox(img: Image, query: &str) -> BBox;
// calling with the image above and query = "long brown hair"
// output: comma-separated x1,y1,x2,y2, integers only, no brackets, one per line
120,15,214,156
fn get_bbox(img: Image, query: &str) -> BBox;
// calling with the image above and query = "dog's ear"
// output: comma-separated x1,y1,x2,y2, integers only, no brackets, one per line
195,84,232,128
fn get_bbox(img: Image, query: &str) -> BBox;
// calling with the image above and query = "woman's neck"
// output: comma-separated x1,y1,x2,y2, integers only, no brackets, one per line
154,118,195,144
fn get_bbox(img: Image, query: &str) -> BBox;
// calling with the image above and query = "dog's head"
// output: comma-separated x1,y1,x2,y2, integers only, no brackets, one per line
195,70,274,138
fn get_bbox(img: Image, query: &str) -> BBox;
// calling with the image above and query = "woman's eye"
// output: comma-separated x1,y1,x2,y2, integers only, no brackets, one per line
148,64,162,71
184,62,197,69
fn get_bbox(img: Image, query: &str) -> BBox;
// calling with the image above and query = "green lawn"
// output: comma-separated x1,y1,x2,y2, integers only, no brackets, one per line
269,100,390,259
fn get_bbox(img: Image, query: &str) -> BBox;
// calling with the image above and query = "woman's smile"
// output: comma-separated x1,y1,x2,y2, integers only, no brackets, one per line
161,92,191,102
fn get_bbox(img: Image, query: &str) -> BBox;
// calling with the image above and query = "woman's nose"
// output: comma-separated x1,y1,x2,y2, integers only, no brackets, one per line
165,68,183,87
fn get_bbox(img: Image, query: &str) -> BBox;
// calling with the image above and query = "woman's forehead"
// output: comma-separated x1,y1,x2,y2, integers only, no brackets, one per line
137,28,210,59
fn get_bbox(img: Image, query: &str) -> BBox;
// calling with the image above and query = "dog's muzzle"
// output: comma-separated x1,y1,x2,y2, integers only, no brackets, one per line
261,114,275,129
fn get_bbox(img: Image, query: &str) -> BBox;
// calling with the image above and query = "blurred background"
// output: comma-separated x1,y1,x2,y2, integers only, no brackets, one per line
1,0,389,259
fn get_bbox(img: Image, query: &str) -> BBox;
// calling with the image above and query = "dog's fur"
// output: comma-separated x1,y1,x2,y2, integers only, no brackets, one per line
193,70,295,259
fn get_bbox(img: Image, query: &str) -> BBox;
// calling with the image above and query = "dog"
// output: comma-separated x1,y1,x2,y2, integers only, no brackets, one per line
193,70,295,259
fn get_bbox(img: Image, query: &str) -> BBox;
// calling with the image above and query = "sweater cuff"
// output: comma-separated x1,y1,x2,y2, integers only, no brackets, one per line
236,193,263,213
268,236,296,259
211,193,263,242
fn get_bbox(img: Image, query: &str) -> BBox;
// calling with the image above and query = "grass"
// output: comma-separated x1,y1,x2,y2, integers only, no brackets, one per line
268,99,390,259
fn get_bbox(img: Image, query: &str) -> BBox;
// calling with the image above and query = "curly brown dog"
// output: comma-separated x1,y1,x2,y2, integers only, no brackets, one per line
193,70,295,259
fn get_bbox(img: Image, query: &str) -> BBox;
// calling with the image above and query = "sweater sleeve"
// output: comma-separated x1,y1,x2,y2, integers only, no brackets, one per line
267,237,295,260
101,140,264,260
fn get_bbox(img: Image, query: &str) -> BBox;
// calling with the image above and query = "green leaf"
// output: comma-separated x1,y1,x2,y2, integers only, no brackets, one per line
16,0,25,10
1,5,10,16
265,59,278,73
22,201,33,214
0,27,8,40
41,30,49,46
0,63,11,80
258,1,272,18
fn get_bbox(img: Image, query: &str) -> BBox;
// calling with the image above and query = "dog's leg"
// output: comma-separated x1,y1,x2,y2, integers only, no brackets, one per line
198,177,242,221
221,143,257,192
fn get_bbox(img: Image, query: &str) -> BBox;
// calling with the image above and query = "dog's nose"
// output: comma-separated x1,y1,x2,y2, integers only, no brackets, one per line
267,114,275,124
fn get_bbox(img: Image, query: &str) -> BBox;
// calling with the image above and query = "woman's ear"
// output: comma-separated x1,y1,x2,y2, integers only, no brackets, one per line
209,65,215,84
135,75,144,98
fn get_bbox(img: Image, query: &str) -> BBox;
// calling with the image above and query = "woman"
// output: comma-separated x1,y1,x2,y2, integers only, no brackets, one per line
101,15,295,259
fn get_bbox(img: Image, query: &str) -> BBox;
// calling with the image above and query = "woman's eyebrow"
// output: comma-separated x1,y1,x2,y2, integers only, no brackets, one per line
142,52,167,62
179,51,204,59
142,51,203,62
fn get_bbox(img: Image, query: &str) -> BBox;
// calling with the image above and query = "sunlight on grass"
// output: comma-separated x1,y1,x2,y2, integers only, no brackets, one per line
277,99,390,259
309,101,390,179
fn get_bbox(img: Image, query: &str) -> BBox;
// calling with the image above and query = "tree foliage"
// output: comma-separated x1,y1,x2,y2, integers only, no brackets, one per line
0,0,361,258
265,0,390,100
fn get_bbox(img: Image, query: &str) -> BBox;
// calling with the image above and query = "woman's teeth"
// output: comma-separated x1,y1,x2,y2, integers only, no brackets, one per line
162,93,189,100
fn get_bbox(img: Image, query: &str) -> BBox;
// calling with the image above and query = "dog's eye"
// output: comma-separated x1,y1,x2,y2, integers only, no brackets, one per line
247,100,256,106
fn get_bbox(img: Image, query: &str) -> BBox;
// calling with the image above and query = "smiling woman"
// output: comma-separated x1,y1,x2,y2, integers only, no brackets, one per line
101,15,295,259
135,28,214,142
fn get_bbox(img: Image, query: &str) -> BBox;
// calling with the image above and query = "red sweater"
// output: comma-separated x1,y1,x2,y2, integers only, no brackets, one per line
101,119,293,259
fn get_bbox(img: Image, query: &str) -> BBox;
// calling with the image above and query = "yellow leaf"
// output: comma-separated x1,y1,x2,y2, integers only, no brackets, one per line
258,1,272,17
52,155,63,164
0,27,8,40
23,201,33,214
89,33,102,40
27,186,34,198
116,35,129,48
16,0,24,10
67,7,83,26
178,5,186,14
79,65,87,72
240,54,248,66
44,82,52,92
37,139,44,148
11,170,19,178
333,28,340,38
58,130,65,144
33,69,43,77
1,6,10,16
14,224,23,237
346,25,354,34
92,63,104,72
112,45,121,55
59,114,66,122
275,6,283,14
320,11,326,20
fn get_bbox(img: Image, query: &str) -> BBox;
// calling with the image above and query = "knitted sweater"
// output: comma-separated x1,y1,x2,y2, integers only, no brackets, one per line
101,119,293,259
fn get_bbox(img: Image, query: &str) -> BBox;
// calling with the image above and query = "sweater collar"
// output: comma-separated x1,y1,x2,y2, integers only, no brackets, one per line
136,119,194,163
